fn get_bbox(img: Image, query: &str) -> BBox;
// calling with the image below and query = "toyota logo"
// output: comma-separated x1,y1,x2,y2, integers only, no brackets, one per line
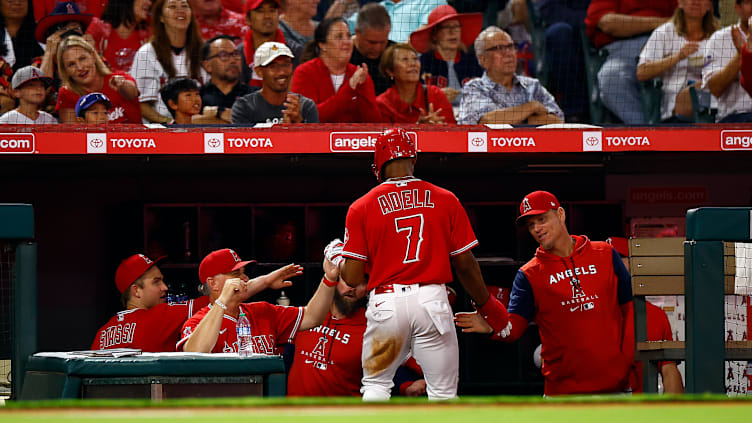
471,137,485,147
90,138,103,148
208,138,221,148
585,136,599,146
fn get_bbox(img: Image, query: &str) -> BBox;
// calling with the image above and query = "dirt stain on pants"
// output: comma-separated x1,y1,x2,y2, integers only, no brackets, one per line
363,336,402,376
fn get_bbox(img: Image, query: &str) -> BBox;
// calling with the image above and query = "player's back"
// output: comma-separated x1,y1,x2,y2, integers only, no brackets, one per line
343,177,477,291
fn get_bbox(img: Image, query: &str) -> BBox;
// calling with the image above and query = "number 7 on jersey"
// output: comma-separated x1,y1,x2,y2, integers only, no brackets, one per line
394,214,424,263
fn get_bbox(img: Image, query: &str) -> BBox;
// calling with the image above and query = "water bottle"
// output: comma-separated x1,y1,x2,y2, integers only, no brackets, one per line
276,290,290,306
237,311,253,357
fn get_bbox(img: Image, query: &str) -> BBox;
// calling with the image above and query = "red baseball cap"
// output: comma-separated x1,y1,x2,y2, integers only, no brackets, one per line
516,190,561,225
245,0,279,13
199,248,256,283
606,237,630,257
115,254,164,294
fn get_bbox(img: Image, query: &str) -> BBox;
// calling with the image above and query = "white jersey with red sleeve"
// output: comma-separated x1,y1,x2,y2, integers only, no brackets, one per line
341,177,478,291
91,296,210,352
177,301,304,354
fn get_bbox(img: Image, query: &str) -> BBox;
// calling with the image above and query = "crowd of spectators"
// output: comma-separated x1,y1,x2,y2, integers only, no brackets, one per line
1,0,751,125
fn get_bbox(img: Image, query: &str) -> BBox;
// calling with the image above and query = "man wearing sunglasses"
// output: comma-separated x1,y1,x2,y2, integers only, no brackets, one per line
458,26,563,125
193,35,258,123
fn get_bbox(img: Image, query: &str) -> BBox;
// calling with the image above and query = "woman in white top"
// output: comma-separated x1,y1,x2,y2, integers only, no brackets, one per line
130,0,205,123
637,0,718,121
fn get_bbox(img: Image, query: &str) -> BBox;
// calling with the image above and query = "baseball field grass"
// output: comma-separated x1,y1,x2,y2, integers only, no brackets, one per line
1,394,751,423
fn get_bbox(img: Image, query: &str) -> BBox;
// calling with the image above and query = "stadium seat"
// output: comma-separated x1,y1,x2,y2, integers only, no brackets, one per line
689,86,716,123
580,30,611,125
639,79,663,125
526,0,548,87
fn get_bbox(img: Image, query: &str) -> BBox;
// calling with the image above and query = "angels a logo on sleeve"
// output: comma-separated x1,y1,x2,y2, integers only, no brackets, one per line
183,326,192,337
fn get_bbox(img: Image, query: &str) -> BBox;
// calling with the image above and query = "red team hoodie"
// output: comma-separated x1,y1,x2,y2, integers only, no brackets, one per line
506,235,634,395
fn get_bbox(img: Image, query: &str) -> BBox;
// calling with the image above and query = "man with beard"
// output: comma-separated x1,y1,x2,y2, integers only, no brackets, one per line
231,42,318,124
286,264,369,396
194,35,257,123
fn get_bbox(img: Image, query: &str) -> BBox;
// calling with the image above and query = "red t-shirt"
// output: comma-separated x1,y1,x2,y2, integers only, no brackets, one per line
86,18,151,72
177,302,304,354
376,84,456,125
287,309,366,396
91,296,209,352
584,0,676,48
56,72,142,123
197,8,248,43
342,177,478,292
626,301,675,393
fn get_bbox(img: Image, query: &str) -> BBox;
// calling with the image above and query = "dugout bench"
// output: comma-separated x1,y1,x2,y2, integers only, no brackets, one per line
632,207,752,394
18,352,286,400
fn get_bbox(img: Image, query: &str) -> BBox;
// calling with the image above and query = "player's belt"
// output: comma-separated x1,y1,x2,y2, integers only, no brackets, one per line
374,284,395,294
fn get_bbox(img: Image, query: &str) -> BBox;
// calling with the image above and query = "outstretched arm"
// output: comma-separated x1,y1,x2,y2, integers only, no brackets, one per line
243,263,301,300
452,250,511,336
298,258,337,331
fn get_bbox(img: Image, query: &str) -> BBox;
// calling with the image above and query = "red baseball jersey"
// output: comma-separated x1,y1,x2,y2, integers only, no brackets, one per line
342,177,478,291
177,302,304,354
287,309,367,396
626,301,675,393
508,236,634,395
91,296,210,352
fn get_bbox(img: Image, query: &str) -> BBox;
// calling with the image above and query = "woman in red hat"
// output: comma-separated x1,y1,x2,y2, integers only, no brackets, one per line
86,0,153,72
409,5,483,108
375,43,455,124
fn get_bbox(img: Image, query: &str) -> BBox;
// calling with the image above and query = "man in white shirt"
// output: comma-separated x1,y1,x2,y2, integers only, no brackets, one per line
702,0,752,122
0,66,58,124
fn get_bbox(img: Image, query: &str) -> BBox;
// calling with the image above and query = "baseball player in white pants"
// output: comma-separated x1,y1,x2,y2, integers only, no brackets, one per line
326,128,511,400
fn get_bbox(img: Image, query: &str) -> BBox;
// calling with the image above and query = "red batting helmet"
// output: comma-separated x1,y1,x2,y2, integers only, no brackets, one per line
372,127,417,182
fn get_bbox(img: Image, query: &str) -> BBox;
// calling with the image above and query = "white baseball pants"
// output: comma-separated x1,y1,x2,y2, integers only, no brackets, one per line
360,283,458,401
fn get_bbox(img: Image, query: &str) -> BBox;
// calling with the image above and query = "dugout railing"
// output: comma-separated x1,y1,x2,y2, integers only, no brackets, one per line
0,204,36,400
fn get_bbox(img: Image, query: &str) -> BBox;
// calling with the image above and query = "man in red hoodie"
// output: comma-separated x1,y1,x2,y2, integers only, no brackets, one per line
456,190,634,396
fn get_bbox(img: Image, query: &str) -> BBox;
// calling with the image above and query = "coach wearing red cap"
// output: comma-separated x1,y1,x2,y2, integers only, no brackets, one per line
91,254,210,352
179,248,336,354
456,190,635,396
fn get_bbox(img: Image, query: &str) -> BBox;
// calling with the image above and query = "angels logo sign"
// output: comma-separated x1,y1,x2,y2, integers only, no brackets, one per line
522,198,532,213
